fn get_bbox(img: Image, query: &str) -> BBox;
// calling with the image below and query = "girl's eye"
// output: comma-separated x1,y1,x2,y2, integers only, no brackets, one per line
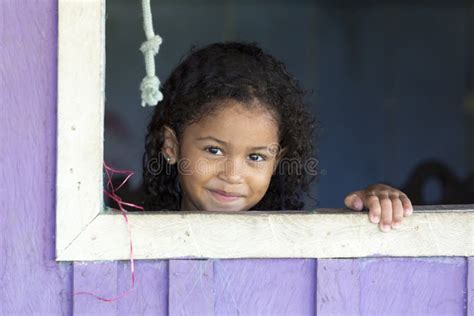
204,146,223,155
249,153,267,162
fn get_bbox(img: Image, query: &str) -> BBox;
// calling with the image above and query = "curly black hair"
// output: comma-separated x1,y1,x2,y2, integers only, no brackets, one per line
143,41,320,211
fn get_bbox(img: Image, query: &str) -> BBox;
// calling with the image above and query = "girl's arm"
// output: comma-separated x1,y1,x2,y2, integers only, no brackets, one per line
344,184,413,232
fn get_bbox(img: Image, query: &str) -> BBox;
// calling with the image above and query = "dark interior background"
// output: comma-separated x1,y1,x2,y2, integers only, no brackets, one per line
104,0,474,210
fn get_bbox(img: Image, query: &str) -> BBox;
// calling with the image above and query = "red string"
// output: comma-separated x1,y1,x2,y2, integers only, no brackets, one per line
73,161,144,302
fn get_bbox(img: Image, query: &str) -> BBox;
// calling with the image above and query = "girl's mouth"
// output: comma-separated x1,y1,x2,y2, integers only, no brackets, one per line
207,189,243,202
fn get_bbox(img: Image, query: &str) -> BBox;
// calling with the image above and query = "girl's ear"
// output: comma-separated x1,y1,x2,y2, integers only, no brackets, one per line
161,125,179,164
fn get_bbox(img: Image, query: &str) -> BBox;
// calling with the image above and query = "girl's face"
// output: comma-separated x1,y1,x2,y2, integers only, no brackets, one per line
162,99,285,212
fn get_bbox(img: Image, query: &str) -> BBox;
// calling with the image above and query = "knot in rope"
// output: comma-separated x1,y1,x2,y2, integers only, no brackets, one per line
140,76,163,107
140,35,162,55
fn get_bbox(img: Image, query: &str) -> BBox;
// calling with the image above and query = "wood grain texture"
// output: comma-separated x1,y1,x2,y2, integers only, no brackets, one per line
73,262,118,315
73,260,168,315
317,259,360,315
469,257,474,316
318,257,467,315
58,207,474,261
168,259,316,315
56,0,105,257
214,259,316,315
169,260,215,315
117,260,168,315
0,1,72,314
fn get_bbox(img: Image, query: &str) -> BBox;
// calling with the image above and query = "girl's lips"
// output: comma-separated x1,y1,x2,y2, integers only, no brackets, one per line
208,189,243,203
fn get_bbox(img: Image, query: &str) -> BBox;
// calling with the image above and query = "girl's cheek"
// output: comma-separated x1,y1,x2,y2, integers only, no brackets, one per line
253,168,273,188
177,158,194,176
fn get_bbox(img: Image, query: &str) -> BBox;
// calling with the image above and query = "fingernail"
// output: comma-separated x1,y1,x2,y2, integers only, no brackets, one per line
405,208,412,215
354,201,362,209
392,222,400,229
371,216,380,223
382,224,391,232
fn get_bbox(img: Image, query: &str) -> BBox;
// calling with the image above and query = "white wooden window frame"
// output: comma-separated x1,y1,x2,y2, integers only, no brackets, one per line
56,0,474,261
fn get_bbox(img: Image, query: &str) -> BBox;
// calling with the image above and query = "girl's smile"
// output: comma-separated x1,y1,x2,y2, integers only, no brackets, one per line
207,189,244,203
161,99,285,212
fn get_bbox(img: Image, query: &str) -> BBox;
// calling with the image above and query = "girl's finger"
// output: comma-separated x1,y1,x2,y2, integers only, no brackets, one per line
379,194,393,232
400,194,413,216
365,194,381,223
344,193,364,211
390,196,404,229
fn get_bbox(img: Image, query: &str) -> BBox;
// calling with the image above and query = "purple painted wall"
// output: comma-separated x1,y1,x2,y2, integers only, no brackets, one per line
0,1,472,315
1,1,72,314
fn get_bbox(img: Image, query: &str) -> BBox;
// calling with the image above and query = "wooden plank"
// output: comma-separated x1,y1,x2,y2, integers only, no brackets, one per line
56,0,105,256
317,258,467,315
0,0,73,314
316,259,360,315
74,261,169,315
117,260,168,315
169,259,215,315
213,259,316,315
58,206,474,261
468,257,474,316
73,262,118,315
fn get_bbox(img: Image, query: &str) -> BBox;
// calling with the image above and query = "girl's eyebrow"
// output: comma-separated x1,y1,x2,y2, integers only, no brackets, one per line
196,136,269,151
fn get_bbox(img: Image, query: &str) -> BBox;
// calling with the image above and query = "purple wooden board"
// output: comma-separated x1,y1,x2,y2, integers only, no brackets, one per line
169,259,215,315
317,259,360,315
468,257,474,316
73,261,168,315
169,259,316,315
117,260,168,315
73,262,118,314
213,259,317,315
318,257,467,316
0,1,72,315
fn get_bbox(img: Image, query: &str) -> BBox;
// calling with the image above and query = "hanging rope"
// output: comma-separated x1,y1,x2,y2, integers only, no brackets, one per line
140,0,163,107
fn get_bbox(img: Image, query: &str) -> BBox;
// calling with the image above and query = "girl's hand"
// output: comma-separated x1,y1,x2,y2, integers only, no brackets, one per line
344,183,413,232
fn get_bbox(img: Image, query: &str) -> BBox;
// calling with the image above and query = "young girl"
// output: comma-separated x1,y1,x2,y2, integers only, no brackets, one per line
143,41,413,232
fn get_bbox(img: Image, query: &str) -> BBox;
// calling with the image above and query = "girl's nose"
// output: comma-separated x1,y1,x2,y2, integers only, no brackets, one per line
217,158,244,184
